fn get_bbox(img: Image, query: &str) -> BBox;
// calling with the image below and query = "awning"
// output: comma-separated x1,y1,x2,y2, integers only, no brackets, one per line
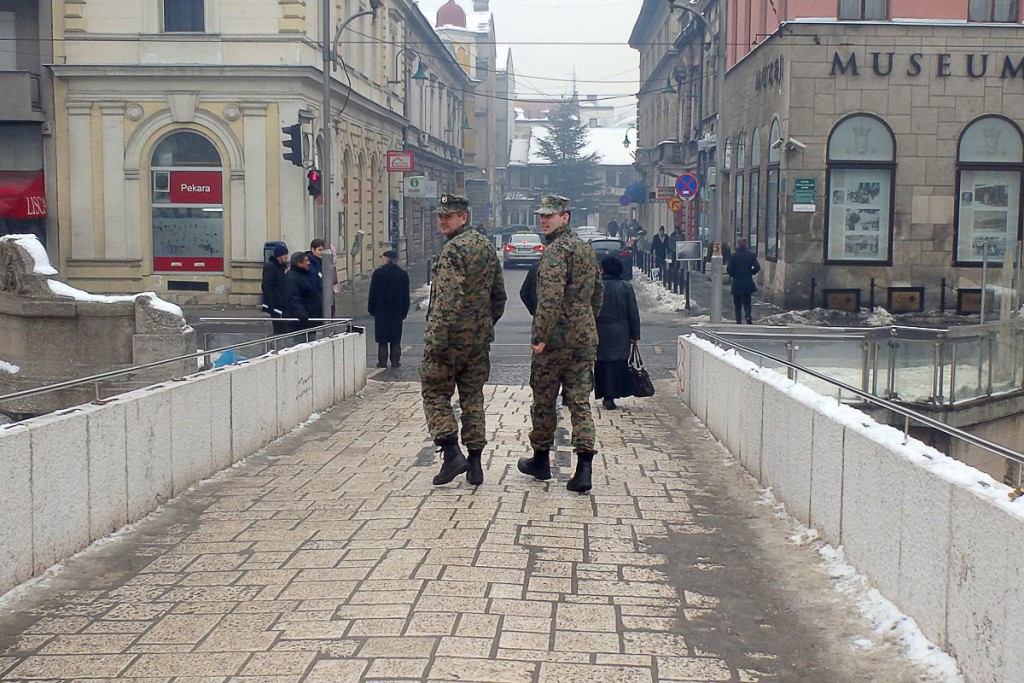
0,171,47,220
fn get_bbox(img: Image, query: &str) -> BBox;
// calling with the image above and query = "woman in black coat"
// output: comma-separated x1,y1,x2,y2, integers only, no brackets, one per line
595,256,641,410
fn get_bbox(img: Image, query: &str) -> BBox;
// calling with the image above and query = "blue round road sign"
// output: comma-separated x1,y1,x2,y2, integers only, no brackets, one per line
618,194,632,207
675,173,699,199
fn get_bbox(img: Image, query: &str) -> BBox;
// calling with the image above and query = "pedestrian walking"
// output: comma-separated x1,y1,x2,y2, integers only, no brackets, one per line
518,194,603,494
607,218,619,238
261,243,290,338
727,238,761,324
367,249,410,369
283,251,322,342
420,193,507,487
594,256,641,410
651,226,668,272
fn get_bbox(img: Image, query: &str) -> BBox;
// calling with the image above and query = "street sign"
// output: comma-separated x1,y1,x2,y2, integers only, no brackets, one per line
404,176,438,198
675,240,702,262
655,186,676,201
386,150,414,172
618,194,632,206
793,177,816,212
666,196,683,212
675,173,699,199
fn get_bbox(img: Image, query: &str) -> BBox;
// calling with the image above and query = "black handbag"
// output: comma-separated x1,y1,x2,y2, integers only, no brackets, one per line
628,342,655,398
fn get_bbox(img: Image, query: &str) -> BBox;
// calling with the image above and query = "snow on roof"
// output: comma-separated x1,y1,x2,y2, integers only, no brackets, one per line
514,107,525,120
527,126,634,166
509,138,530,166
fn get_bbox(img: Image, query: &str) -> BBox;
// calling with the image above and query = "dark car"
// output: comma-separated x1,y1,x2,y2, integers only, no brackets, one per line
589,238,633,280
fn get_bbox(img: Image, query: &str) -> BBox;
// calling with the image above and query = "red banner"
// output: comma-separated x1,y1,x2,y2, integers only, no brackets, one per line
0,171,47,220
168,171,222,204
153,257,224,272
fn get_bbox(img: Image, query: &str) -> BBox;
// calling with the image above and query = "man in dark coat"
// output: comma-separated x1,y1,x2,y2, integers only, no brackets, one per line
651,226,668,272
367,249,410,368
726,238,761,325
284,251,323,342
261,243,289,338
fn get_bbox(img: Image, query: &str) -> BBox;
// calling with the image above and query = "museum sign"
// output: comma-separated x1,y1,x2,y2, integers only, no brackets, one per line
830,51,1024,80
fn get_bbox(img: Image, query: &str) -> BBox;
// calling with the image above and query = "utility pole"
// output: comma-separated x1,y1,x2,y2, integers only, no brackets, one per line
320,0,382,319
708,0,726,323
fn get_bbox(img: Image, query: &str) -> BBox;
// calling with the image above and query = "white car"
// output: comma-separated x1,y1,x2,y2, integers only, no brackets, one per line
575,226,602,241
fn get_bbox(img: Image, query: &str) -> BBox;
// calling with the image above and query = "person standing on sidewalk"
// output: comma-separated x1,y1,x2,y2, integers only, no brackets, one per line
651,226,668,273
421,193,507,487
727,238,761,324
518,194,603,494
367,249,410,369
261,243,290,338
284,251,322,343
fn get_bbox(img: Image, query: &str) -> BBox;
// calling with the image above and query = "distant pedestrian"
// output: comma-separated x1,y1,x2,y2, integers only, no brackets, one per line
518,194,603,494
651,226,668,272
594,256,641,410
284,251,323,342
421,193,507,487
368,249,410,369
727,238,761,325
607,219,619,238
261,243,290,338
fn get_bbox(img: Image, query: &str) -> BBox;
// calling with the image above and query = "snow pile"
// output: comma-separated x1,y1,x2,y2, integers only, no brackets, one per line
0,360,20,374
0,234,57,275
414,282,431,311
632,274,697,313
46,280,184,318
865,307,895,326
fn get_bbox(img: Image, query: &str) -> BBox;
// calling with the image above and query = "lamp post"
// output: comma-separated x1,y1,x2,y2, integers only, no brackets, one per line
669,0,725,323
320,0,383,319
622,125,638,149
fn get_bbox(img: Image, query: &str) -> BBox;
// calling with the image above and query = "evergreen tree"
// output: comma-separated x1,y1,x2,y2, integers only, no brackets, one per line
534,100,603,207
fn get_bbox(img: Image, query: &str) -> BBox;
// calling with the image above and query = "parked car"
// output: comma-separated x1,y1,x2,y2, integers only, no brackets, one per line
588,237,633,280
502,233,545,268
575,226,602,241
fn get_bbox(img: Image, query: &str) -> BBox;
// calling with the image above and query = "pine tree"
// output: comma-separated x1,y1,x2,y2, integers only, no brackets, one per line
534,99,603,208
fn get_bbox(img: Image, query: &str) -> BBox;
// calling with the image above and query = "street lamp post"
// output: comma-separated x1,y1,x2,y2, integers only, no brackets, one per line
320,0,383,319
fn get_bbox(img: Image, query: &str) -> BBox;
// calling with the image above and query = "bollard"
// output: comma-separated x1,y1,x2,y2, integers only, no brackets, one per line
869,278,876,310
685,268,691,309
810,278,817,309
940,277,947,313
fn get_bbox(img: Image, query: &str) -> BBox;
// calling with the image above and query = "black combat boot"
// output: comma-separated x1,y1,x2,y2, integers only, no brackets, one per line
466,449,484,486
566,451,595,494
432,439,470,485
517,449,551,481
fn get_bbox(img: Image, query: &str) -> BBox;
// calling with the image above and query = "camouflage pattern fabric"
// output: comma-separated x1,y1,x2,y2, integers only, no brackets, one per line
529,224,603,452
421,224,506,446
529,348,596,451
420,344,491,449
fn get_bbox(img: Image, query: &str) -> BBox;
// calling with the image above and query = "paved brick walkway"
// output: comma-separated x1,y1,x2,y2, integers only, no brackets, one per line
0,381,928,682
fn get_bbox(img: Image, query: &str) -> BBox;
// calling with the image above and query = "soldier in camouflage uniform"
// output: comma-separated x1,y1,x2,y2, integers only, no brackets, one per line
518,194,603,493
421,193,507,486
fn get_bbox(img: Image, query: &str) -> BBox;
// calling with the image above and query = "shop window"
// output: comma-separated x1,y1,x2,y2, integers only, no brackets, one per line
0,12,16,71
150,131,223,273
163,0,204,32
765,119,781,260
748,129,761,249
733,174,744,246
954,116,1024,264
838,0,887,20
968,0,1018,22
825,114,896,264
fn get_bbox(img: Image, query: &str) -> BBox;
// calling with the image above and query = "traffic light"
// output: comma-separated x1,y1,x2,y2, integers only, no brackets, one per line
307,168,322,198
282,124,302,167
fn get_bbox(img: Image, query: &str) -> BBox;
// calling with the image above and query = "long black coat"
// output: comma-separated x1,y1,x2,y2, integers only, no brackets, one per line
596,275,641,362
727,247,761,296
367,262,410,343
261,257,287,317
284,266,322,322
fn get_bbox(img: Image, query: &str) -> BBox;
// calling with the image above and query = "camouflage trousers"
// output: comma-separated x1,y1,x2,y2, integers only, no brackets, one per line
420,344,491,449
529,347,596,452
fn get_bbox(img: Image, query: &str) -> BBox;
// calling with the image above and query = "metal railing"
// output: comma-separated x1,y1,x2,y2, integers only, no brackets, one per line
690,327,1024,490
0,319,355,408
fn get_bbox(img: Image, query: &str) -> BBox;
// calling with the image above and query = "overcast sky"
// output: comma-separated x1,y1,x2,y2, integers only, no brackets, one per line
412,0,642,117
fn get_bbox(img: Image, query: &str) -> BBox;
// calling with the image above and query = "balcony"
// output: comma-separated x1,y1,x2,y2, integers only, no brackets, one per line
0,72,43,121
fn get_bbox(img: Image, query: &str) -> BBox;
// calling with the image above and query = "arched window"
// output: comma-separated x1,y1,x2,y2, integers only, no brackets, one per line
954,116,1024,264
765,119,781,259
825,114,896,264
733,132,745,245
748,128,761,249
150,130,224,273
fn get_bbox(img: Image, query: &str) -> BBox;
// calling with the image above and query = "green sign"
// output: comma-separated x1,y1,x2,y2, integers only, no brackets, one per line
793,177,816,205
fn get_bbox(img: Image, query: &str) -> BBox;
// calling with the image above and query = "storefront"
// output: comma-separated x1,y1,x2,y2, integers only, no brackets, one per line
0,170,47,244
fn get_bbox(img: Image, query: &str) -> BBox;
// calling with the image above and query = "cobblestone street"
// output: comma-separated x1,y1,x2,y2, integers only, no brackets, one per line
0,380,931,682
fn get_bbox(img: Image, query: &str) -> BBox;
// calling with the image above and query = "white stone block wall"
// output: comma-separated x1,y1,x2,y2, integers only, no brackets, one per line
0,331,366,597
677,334,1024,683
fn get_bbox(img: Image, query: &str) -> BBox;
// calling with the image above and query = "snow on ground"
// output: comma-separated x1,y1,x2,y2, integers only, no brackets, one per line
0,234,58,275
414,282,431,310
632,272,697,314
46,280,184,318
0,360,20,374
754,487,965,683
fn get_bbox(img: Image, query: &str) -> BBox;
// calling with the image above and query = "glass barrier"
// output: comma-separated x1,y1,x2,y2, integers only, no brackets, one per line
891,338,941,404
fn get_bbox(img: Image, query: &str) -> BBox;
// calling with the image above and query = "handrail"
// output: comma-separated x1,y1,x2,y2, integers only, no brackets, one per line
691,328,1024,473
0,319,355,405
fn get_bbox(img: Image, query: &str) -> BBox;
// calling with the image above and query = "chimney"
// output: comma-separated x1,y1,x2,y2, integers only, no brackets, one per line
473,0,489,11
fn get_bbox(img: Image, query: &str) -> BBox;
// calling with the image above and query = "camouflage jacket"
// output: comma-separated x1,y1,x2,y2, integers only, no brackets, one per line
531,225,602,351
425,224,507,351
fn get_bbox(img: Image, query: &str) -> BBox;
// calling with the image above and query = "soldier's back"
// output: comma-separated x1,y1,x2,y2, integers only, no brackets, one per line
445,228,503,345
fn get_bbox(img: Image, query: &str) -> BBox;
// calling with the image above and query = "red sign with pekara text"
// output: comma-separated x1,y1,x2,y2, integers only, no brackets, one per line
168,171,222,204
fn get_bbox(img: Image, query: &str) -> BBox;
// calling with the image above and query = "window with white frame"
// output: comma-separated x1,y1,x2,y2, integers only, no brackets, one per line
825,114,896,264
163,0,204,32
955,116,1024,264
765,119,781,260
968,0,1018,22
838,0,887,20
748,128,761,249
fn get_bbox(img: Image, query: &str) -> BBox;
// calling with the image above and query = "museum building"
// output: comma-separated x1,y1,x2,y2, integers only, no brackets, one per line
723,15,1024,311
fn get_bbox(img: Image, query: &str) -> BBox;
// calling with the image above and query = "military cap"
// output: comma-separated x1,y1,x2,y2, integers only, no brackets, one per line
434,193,470,215
534,194,571,215
382,249,398,259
